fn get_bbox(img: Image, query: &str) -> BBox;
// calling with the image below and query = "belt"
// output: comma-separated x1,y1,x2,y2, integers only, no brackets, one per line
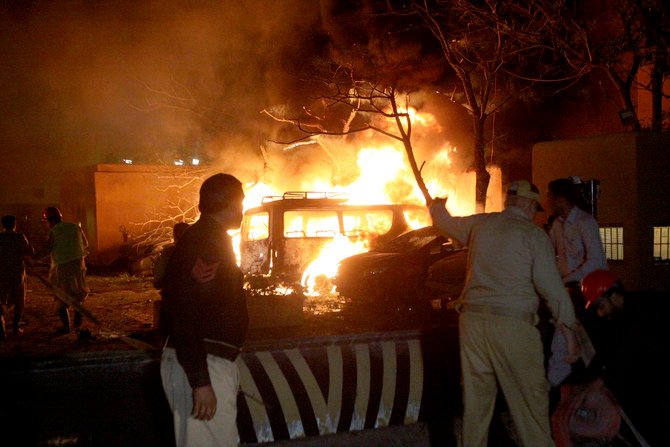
203,338,242,361
165,337,242,362
461,303,536,325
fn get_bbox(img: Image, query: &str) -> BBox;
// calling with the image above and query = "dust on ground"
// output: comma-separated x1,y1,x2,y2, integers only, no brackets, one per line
0,270,444,359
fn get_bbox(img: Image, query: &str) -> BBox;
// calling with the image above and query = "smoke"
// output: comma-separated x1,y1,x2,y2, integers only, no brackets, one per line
0,0,323,202
0,0,489,210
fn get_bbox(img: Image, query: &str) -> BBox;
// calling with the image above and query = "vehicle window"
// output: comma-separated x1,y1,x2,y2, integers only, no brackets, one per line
243,212,269,241
342,210,393,236
403,208,431,229
284,210,339,238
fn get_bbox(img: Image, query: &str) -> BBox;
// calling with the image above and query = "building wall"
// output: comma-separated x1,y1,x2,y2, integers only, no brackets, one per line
533,133,670,292
61,164,202,266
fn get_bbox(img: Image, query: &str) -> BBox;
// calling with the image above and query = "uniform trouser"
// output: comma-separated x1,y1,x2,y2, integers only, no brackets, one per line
161,347,240,447
460,312,555,447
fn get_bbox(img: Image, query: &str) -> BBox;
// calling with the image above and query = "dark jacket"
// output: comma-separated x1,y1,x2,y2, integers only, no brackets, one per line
160,215,248,388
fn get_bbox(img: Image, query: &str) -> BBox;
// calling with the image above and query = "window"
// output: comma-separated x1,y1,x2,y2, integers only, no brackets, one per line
600,226,624,261
284,210,339,238
242,212,269,241
342,209,393,236
653,226,670,264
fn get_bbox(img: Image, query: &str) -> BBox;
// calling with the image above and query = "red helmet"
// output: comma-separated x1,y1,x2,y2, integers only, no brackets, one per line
581,269,619,309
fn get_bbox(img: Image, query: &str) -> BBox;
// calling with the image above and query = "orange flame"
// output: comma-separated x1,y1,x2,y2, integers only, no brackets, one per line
234,108,502,295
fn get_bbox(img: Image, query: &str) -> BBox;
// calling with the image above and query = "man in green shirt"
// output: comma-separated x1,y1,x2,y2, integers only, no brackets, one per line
37,207,89,334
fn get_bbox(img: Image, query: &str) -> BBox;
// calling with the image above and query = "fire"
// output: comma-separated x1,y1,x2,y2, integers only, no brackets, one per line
234,107,502,296
300,234,370,296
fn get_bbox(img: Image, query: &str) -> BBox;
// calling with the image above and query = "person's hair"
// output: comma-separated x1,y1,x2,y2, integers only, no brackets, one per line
548,178,580,204
603,282,626,299
1,215,16,230
43,206,63,224
198,173,243,214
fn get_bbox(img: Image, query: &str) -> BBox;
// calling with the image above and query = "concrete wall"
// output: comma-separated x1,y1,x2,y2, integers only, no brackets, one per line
60,164,202,266
0,328,468,447
533,133,670,291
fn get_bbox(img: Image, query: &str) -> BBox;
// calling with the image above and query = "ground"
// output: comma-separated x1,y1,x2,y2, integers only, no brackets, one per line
0,268,442,359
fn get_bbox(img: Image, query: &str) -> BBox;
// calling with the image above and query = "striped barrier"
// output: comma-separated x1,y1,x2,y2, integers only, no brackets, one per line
237,330,426,444
0,326,463,446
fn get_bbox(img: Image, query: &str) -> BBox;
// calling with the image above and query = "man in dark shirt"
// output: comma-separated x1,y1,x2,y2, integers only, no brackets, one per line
159,173,249,447
0,215,34,338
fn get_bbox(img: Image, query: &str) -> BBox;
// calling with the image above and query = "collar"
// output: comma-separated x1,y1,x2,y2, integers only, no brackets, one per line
559,206,579,223
504,206,531,221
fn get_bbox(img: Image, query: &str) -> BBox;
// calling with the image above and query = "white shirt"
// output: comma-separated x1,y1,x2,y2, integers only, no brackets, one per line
549,206,608,283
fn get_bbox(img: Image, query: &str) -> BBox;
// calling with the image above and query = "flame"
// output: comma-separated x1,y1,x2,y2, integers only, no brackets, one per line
300,234,370,296
233,108,502,296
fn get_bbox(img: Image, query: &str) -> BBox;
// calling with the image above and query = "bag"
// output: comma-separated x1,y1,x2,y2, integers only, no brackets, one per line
551,377,621,447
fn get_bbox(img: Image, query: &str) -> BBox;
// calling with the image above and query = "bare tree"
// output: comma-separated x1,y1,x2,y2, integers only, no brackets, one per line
405,0,570,211
263,68,434,204
536,0,669,131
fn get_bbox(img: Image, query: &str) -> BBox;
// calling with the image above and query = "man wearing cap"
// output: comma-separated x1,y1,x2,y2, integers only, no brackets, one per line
430,180,580,447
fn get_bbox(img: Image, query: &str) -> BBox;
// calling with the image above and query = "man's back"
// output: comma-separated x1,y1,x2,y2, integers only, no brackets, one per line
0,231,31,277
50,222,87,265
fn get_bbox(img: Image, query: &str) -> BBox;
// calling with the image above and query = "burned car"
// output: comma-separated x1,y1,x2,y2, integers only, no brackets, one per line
239,191,431,285
333,226,467,309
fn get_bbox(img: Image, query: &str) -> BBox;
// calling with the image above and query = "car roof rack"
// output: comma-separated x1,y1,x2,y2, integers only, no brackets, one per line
261,191,349,203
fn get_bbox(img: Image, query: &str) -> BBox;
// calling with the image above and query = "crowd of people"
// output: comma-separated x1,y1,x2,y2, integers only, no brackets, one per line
0,173,249,447
1,173,667,446
0,207,90,338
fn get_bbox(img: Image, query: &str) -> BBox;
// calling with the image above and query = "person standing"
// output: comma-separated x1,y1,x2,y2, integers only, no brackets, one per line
35,207,89,334
545,178,607,388
0,215,34,339
574,270,669,446
429,180,579,447
159,173,249,447
547,177,607,305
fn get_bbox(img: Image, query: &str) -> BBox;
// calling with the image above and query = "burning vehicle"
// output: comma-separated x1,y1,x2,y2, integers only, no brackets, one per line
239,191,431,293
333,226,467,310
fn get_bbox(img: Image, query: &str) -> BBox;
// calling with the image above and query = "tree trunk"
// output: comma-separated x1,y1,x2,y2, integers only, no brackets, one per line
473,116,490,213
650,51,665,132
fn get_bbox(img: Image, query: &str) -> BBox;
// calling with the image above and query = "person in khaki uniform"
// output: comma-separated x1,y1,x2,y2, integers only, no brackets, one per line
429,180,580,447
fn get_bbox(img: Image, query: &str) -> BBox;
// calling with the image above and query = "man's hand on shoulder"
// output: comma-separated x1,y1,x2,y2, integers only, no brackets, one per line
192,256,220,283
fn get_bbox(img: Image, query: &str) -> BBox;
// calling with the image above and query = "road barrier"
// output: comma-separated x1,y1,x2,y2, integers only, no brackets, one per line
1,326,464,446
